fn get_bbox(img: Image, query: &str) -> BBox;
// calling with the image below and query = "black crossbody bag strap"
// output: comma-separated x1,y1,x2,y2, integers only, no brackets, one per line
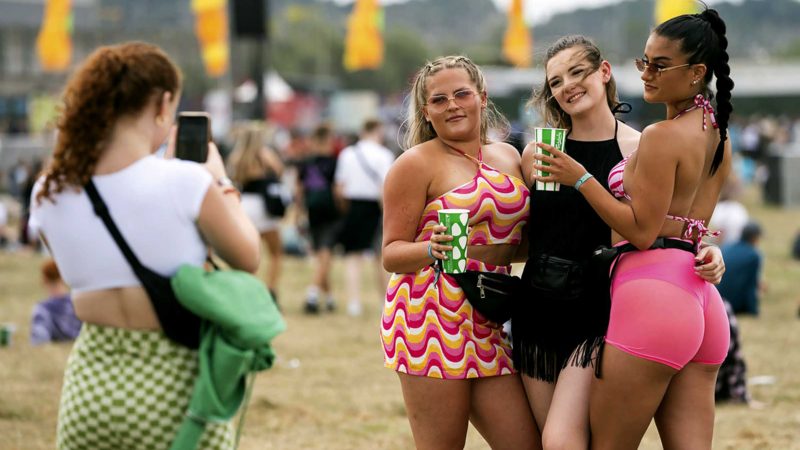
84,179,201,349
85,180,148,275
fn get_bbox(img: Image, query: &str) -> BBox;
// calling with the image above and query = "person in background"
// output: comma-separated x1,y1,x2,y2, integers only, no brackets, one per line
19,159,43,250
536,8,734,448
718,221,764,315
334,119,394,317
0,198,9,248
30,42,259,449
30,258,82,345
381,55,540,449
714,298,751,404
297,123,342,313
229,122,286,301
709,175,749,245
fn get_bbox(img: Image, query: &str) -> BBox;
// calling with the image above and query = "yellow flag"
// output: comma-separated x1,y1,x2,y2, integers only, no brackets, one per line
503,0,532,68
343,0,384,72
35,0,72,72
192,0,229,77
655,0,699,24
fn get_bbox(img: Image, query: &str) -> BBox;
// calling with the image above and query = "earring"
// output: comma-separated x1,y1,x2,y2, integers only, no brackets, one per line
691,79,699,86
156,116,166,126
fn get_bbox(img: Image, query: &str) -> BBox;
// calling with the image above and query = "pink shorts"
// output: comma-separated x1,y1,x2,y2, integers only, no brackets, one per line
606,247,730,370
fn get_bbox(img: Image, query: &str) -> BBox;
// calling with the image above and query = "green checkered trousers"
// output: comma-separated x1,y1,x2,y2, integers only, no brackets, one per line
57,323,234,450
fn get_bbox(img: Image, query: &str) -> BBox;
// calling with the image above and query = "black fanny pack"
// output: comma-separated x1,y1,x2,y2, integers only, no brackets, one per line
450,270,520,324
528,254,586,300
592,237,696,270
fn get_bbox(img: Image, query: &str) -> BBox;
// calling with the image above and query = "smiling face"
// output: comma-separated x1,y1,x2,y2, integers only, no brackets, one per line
422,67,486,141
640,33,707,104
545,46,611,118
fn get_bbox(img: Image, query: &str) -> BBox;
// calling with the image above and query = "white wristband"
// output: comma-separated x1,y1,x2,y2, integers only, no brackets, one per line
574,172,594,191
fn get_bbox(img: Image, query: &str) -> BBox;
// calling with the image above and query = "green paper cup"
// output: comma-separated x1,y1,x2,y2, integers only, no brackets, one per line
0,324,15,347
534,127,567,191
437,208,470,274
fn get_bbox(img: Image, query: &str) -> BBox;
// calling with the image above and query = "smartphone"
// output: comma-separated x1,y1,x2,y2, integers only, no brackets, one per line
175,112,211,163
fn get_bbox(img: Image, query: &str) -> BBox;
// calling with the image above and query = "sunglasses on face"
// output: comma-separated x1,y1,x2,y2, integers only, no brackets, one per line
635,58,691,76
425,89,478,114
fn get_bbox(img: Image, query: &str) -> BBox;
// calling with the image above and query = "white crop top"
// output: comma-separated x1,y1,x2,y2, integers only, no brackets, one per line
29,155,213,294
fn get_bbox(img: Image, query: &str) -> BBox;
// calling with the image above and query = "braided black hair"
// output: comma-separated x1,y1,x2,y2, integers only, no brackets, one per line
655,7,734,175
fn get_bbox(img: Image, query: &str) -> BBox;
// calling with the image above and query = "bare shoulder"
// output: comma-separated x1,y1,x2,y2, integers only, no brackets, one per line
521,140,538,159
387,143,436,179
488,141,521,160
617,121,642,157
485,141,523,177
639,121,688,158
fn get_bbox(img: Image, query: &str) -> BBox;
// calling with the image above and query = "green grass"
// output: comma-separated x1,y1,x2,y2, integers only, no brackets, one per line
1,187,799,449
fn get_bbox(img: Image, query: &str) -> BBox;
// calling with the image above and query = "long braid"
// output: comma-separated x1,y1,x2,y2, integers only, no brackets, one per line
655,8,735,175
702,9,734,175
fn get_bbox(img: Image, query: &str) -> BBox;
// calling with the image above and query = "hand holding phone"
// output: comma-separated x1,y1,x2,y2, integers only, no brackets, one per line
175,112,211,163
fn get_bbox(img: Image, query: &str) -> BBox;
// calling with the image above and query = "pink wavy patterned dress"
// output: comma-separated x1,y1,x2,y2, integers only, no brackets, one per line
381,148,530,379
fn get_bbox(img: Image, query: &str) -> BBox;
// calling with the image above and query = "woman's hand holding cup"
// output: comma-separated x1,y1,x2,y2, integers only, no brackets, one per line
428,224,453,260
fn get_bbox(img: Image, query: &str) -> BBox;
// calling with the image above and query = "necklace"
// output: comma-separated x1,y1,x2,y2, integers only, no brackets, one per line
440,139,482,162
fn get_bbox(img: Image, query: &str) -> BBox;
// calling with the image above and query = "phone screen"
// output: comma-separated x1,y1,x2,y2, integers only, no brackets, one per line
175,113,210,163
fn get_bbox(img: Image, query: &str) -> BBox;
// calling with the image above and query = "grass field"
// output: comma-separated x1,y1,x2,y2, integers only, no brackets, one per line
1,186,799,449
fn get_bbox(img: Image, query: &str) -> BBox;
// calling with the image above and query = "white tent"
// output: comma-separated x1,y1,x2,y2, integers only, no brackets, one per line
234,70,294,103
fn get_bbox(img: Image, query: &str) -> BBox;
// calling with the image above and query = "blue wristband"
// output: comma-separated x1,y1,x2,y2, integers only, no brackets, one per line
427,241,436,260
574,172,594,191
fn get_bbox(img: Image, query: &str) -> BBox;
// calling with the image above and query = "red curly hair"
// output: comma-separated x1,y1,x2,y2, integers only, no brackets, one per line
36,42,182,204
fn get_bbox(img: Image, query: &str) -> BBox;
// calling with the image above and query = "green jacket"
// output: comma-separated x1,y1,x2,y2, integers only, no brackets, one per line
169,265,286,450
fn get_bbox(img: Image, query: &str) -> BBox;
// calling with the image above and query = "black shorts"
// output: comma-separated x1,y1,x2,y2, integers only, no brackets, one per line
309,219,343,251
338,199,382,253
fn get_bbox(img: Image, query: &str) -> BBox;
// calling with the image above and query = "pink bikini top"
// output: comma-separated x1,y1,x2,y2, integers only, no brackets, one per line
607,95,720,241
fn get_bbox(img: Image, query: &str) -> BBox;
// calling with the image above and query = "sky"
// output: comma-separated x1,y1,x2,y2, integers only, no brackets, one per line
329,0,747,25
491,0,744,24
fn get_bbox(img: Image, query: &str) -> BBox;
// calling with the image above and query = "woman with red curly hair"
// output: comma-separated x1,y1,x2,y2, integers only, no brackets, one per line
30,42,259,449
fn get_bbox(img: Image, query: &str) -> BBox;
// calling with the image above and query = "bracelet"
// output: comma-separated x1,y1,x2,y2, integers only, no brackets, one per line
221,186,241,200
574,172,594,191
427,241,436,261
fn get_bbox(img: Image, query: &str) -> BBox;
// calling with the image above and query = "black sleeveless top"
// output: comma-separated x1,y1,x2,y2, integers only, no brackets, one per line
513,120,629,381
524,121,625,263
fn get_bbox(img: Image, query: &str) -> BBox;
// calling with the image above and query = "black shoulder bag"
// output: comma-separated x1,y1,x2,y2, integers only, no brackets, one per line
85,180,201,349
450,269,521,324
242,177,287,218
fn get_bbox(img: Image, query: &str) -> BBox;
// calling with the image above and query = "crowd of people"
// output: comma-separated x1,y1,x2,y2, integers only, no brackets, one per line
1,5,796,450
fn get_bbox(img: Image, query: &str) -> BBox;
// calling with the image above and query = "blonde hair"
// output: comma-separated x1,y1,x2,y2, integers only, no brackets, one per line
403,55,509,150
230,122,268,184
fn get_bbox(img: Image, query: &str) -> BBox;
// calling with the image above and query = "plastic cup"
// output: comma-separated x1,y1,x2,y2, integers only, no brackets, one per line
0,324,15,347
534,127,567,191
437,209,470,274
